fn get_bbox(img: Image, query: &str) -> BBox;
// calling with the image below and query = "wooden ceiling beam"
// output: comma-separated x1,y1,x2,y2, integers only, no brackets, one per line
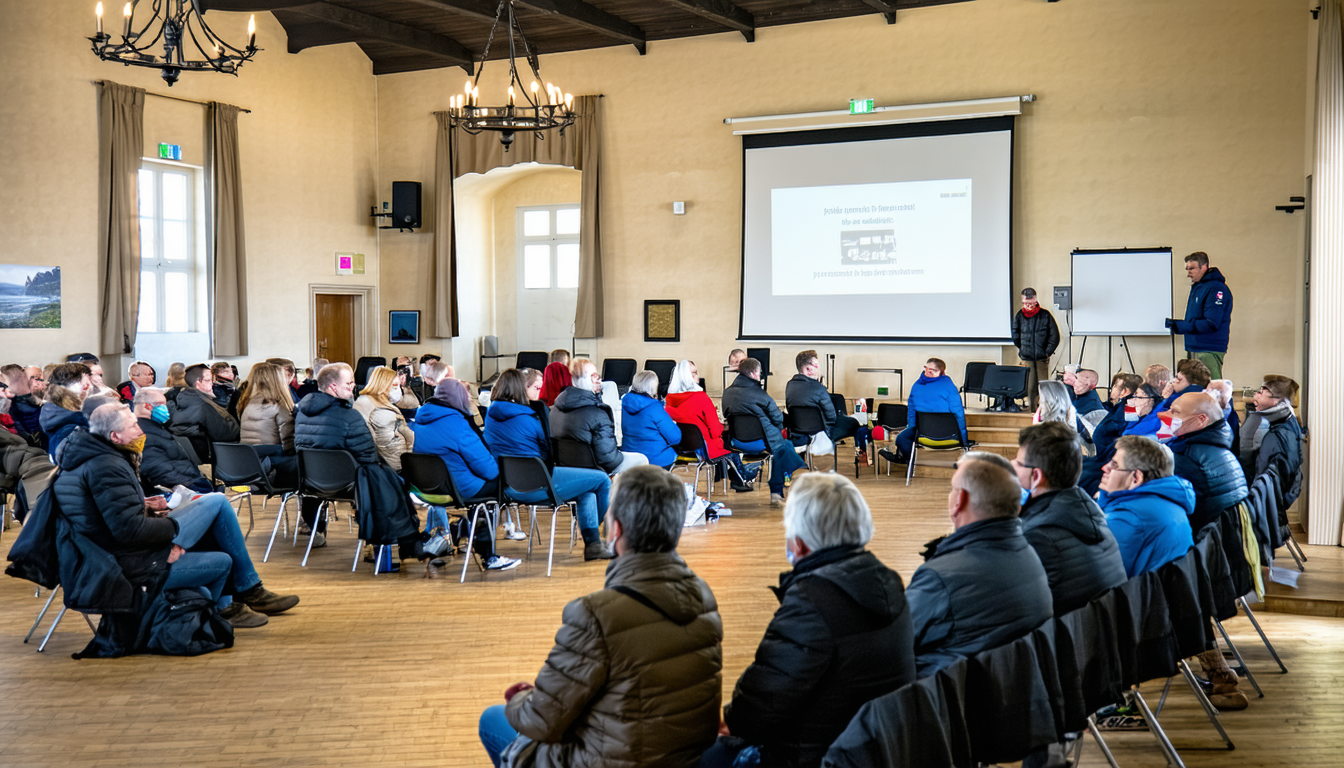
662,0,755,42
284,2,476,72
517,0,648,54
859,0,899,24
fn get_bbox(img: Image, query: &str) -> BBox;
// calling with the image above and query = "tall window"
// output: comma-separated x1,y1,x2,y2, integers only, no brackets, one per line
137,161,196,333
518,204,581,290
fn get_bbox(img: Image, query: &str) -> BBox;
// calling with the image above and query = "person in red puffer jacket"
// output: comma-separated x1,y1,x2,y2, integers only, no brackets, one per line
664,360,756,492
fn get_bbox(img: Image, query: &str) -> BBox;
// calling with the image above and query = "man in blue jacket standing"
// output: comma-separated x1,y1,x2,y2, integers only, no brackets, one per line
881,358,967,464
1166,251,1232,378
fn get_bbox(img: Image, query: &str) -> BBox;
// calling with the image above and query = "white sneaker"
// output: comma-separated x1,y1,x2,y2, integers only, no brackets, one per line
503,522,528,541
485,555,521,571
770,493,785,507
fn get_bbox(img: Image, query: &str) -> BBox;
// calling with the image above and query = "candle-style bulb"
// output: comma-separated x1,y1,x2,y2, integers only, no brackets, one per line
508,85,515,106
247,14,256,48
122,2,131,38
472,87,479,106
564,93,573,110
96,2,104,36
546,82,556,104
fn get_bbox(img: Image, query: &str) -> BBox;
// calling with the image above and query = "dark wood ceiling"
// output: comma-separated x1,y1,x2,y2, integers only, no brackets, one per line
201,0,976,76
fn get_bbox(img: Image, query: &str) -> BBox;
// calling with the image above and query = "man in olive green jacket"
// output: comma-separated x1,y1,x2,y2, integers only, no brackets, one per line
478,465,723,767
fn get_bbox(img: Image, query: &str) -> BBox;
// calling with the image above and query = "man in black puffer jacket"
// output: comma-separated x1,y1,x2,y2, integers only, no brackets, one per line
1014,422,1127,616
708,474,915,768
551,358,646,475
168,364,240,464
1010,288,1060,410
1166,392,1249,531
132,387,212,495
785,350,868,456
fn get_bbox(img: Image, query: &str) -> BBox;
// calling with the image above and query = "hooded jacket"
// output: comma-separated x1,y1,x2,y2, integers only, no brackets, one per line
1019,487,1128,615
294,391,380,466
1098,475,1196,578
505,551,723,768
1011,307,1061,361
484,399,550,460
906,372,967,441
906,517,1052,677
620,392,680,467
785,374,838,430
1168,418,1248,530
40,403,87,464
724,546,916,768
9,392,44,440
664,390,729,460
1170,267,1232,353
721,373,788,454
551,386,622,473
136,417,206,495
411,400,498,499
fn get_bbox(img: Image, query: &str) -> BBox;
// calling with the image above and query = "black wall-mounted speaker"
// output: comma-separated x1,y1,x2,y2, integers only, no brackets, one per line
392,181,421,229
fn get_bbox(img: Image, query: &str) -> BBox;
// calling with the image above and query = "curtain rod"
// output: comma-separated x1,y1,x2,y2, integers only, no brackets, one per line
94,80,252,113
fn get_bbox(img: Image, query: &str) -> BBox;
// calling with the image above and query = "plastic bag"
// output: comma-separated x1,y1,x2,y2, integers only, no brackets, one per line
809,431,835,456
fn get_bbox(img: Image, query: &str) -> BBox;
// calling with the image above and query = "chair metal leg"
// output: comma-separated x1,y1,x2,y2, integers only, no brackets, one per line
352,538,365,572
546,507,560,577
569,506,578,552
461,506,481,583
1086,714,1122,768
373,544,387,575
264,495,289,563
527,505,539,554
1132,689,1186,768
905,444,918,486
301,502,327,567
37,606,69,652
1177,659,1234,750
25,586,60,643
1214,619,1264,697
1238,596,1288,673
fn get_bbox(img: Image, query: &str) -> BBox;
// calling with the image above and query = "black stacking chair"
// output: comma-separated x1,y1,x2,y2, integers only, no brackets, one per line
516,351,549,371
746,347,773,391
644,359,677,397
725,413,772,484
401,452,501,583
294,448,361,569
354,356,387,388
213,442,298,550
672,423,731,499
873,402,909,477
784,405,826,470
601,358,638,394
1156,548,1235,751
960,361,995,408
552,437,601,470
905,411,969,486
497,455,578,577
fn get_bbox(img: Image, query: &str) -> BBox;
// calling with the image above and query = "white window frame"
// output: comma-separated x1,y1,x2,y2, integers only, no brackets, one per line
137,160,199,333
516,204,581,290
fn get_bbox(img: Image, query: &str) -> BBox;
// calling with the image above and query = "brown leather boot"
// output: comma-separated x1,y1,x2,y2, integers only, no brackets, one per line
1198,649,1249,711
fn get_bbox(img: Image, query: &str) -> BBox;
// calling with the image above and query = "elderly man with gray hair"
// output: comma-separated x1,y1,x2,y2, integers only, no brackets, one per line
479,465,722,767
705,473,914,768
905,454,1052,677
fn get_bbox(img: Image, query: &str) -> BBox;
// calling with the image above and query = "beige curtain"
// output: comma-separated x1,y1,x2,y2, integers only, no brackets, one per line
1310,0,1344,545
431,95,604,337
211,102,249,356
96,81,145,355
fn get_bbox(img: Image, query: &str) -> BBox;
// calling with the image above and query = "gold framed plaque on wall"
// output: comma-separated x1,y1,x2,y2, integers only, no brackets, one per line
644,299,680,343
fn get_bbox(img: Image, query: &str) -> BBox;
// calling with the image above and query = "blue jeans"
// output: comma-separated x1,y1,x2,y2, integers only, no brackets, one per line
479,704,520,767
733,439,807,494
168,493,260,606
508,466,610,532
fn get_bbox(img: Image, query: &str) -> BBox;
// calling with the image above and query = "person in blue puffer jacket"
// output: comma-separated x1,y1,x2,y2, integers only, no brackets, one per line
619,371,680,469
1097,435,1195,578
1124,358,1211,437
1165,393,1248,531
412,379,520,571
483,369,614,561
888,358,967,462
1165,252,1233,379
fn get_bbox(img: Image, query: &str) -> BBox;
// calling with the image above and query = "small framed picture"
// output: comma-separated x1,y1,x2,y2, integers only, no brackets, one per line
644,300,680,343
389,310,420,344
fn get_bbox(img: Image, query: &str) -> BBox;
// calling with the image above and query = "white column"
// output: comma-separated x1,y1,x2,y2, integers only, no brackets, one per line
1309,0,1344,545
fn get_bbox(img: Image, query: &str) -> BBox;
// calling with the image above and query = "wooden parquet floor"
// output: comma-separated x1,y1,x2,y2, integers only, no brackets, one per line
3,467,1343,767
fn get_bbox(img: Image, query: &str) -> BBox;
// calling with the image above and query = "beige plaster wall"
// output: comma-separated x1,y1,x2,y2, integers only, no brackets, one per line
375,0,1309,398
0,1,380,378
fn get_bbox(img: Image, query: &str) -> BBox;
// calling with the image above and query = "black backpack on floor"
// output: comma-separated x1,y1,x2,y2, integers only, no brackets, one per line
139,587,235,656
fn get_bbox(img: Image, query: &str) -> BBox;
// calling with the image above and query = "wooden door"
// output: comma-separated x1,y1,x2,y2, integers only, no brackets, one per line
315,294,355,366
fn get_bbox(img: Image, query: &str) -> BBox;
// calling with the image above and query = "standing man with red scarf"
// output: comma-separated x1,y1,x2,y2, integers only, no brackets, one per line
1010,287,1061,411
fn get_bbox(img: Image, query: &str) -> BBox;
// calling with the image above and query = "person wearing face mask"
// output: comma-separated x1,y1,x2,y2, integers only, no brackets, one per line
132,387,214,496
1165,392,1249,531
40,362,93,464
1096,436,1194,579
904,455,1052,677
353,366,415,472
705,473,914,768
1078,377,1151,496
1012,422,1127,617
52,403,299,633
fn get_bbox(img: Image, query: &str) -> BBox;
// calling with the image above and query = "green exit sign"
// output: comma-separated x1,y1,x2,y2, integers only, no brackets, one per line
849,98,875,115
158,143,181,160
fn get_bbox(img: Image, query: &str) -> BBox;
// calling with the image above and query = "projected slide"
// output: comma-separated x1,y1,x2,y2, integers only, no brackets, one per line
770,179,972,296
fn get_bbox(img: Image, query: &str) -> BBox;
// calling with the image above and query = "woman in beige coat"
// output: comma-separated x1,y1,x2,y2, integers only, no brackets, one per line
237,362,298,486
354,366,414,472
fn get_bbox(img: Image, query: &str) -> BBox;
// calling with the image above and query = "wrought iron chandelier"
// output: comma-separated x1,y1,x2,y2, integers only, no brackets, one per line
90,1,259,87
446,0,576,151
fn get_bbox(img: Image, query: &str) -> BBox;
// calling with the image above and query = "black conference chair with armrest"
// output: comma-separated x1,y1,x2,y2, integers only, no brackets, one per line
981,365,1030,413
516,351,549,372
400,452,502,583
497,455,580,577
600,358,638,395
905,411,970,486
644,359,677,398
294,448,365,570
784,405,827,471
212,442,298,552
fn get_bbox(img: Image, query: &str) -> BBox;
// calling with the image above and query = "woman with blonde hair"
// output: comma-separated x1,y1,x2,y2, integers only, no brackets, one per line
1035,380,1079,434
355,366,415,471
165,362,187,389
239,362,296,452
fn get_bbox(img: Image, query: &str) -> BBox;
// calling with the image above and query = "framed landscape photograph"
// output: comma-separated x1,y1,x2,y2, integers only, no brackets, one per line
644,299,680,342
0,264,61,329
389,310,420,344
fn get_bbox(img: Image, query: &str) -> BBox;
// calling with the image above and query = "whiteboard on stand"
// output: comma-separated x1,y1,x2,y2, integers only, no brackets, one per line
1070,249,1173,336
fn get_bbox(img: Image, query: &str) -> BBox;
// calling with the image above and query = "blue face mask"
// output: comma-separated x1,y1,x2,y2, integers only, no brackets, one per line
151,404,171,424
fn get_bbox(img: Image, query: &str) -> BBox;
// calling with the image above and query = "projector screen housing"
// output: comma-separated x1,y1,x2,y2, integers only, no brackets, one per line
738,116,1015,343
